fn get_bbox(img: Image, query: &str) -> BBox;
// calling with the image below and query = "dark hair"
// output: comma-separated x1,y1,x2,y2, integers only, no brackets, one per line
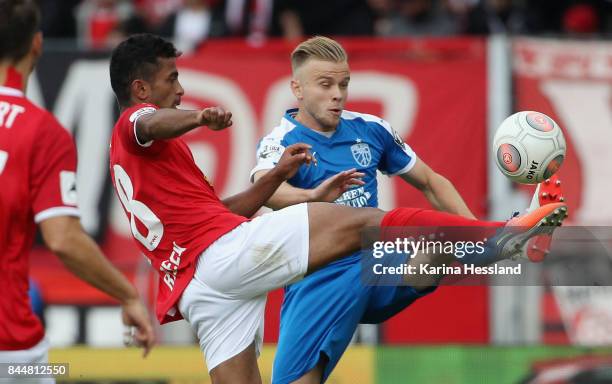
109,34,179,106
0,0,41,61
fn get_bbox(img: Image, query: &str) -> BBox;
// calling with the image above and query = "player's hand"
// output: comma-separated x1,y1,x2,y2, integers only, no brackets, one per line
199,107,232,131
121,298,155,358
272,143,314,180
311,169,365,202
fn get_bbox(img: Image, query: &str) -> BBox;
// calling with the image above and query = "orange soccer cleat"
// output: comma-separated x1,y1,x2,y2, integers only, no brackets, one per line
498,198,568,261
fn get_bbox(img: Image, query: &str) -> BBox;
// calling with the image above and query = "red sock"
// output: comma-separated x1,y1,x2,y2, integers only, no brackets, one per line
381,207,504,243
381,208,503,227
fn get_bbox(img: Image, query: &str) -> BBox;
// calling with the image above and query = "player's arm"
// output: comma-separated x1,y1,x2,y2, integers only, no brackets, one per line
39,216,155,356
221,143,314,217
252,169,365,210
399,160,476,219
373,116,476,219
136,106,231,142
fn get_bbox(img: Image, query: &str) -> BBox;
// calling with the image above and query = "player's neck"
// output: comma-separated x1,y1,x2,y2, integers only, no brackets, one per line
294,109,336,133
0,62,29,93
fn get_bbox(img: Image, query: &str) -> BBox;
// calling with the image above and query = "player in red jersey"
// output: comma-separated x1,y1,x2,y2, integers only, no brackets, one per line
108,33,567,383
0,0,154,371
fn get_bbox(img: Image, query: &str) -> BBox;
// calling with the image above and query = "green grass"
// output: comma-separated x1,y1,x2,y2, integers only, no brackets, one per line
376,345,612,384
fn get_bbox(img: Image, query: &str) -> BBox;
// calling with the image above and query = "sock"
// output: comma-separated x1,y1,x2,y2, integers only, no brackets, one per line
380,207,506,266
381,207,503,229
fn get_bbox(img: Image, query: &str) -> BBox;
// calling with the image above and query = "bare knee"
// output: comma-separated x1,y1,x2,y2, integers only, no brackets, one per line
361,207,386,227
209,343,261,384
306,203,387,271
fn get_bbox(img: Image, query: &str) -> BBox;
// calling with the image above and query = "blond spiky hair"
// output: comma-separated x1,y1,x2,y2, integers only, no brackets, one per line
291,36,348,73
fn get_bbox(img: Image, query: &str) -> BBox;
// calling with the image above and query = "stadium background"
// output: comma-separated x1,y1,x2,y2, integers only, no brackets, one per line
24,0,612,382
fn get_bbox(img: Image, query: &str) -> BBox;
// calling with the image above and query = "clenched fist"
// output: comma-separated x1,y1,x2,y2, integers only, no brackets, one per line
199,107,232,131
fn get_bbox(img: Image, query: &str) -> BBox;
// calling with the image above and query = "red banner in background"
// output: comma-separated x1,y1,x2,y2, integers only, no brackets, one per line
513,38,612,346
513,37,612,225
30,38,489,343
179,38,489,215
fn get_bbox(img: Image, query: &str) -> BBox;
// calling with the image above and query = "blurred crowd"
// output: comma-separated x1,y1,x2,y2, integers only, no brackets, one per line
40,0,612,51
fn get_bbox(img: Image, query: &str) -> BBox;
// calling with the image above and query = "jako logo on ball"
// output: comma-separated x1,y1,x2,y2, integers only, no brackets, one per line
493,111,566,184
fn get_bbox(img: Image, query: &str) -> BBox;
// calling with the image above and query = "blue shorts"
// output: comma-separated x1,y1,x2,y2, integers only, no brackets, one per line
271,254,433,383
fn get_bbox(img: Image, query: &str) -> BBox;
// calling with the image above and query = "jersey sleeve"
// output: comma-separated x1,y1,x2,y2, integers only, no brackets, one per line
374,119,417,176
117,103,166,155
249,133,286,182
30,115,80,223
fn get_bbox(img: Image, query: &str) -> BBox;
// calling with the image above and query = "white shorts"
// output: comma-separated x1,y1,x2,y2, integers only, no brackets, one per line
178,203,310,371
0,338,54,384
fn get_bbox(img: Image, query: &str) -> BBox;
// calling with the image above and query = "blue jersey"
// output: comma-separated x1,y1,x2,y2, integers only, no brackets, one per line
251,109,425,384
251,109,417,208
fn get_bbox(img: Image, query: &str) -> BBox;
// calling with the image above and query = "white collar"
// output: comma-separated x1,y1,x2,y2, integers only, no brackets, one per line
311,128,336,138
0,86,24,97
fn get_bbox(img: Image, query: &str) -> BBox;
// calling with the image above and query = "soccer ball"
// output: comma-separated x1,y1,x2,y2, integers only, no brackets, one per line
494,111,566,184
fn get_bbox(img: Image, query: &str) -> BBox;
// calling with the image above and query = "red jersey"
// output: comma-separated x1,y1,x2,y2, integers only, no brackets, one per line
109,104,247,323
0,85,80,350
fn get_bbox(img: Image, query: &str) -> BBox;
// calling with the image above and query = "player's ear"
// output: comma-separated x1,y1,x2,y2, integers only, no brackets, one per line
30,32,43,64
131,79,150,102
290,78,303,101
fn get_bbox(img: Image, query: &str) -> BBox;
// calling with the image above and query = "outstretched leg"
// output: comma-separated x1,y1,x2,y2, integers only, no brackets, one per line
307,202,502,273
306,201,568,273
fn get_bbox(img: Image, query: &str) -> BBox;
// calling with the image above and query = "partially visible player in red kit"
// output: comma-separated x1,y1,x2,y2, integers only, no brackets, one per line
108,33,567,383
0,0,154,372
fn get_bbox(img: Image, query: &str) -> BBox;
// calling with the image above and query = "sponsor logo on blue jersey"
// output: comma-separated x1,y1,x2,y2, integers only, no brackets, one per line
335,186,372,207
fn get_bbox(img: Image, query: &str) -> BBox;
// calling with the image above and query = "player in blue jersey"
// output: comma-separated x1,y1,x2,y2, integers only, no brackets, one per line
250,36,481,383
252,36,567,383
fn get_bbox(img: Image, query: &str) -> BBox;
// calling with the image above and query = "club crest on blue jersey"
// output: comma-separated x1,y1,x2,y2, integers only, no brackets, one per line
350,141,372,167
